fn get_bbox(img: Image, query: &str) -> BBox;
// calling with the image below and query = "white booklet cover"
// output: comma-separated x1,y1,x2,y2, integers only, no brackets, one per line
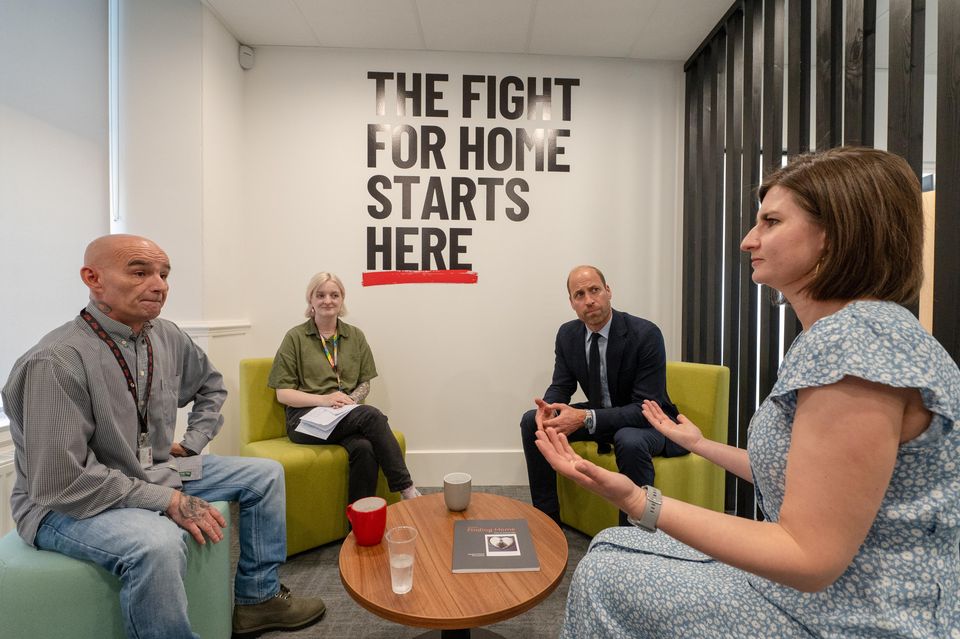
295,404,359,440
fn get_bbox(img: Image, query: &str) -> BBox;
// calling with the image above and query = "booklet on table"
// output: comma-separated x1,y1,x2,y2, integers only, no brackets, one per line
451,519,540,573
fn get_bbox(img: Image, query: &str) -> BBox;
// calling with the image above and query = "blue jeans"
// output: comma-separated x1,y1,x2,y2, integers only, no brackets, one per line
34,455,286,639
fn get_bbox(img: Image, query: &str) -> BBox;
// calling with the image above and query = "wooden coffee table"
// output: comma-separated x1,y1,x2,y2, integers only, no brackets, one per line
339,492,568,638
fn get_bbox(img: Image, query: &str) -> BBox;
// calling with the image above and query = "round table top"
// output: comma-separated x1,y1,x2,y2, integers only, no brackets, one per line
338,492,569,630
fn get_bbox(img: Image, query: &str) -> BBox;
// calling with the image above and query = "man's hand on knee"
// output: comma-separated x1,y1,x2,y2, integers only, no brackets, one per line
166,491,227,545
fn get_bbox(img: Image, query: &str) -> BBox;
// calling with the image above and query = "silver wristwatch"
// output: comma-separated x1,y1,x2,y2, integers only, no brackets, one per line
583,409,595,433
627,485,662,533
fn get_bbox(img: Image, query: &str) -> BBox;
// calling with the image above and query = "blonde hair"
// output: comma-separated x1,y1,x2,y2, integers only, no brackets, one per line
304,272,347,318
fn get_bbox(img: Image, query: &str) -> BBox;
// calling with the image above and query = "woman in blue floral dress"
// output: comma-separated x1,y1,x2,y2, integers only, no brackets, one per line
535,147,959,638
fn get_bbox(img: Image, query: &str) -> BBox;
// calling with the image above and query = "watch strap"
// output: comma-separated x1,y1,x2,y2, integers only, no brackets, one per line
583,409,596,434
627,485,662,532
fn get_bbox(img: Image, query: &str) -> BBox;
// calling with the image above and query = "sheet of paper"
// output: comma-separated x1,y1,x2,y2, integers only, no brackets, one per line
295,404,360,440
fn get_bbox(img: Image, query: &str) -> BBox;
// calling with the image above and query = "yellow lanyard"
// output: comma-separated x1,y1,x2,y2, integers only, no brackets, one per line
318,332,341,391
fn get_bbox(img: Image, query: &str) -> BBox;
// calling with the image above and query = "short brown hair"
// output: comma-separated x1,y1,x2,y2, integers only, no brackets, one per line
758,147,923,304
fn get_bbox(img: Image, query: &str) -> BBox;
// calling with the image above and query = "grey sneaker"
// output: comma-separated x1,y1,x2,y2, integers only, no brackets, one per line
400,485,422,500
232,584,326,637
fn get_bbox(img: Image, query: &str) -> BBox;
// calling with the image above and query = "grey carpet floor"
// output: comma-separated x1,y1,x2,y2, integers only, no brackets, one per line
231,486,591,639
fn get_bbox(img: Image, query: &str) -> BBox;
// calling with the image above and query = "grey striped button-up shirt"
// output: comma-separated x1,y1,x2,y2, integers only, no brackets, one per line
2,303,227,545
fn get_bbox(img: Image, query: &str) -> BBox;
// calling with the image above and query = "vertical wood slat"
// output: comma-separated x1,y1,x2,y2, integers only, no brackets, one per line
887,0,925,176
816,0,843,150
885,0,918,327
695,52,711,362
682,68,694,361
843,0,876,146
682,67,699,362
762,0,785,179
934,2,960,364
722,10,744,426
783,0,811,347
863,0,876,145
759,0,784,402
734,0,763,519
722,9,745,512
704,39,724,365
787,0,811,157
693,58,708,362
844,0,863,141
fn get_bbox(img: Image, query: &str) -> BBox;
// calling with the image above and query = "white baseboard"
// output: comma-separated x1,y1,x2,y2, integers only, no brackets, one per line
405,449,530,488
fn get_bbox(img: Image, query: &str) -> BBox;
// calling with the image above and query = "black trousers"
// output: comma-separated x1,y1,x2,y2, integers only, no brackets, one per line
286,404,412,504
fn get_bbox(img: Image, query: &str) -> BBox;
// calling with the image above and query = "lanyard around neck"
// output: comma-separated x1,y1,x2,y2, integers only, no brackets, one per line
318,331,342,391
80,308,154,435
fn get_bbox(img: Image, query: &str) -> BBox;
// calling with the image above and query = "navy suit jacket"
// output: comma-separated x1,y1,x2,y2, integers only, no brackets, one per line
543,309,683,452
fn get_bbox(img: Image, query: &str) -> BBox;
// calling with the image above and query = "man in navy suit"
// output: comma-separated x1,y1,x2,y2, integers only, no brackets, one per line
520,265,686,525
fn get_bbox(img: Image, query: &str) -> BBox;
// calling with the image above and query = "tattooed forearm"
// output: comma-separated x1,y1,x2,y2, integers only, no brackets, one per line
177,494,212,522
349,381,370,403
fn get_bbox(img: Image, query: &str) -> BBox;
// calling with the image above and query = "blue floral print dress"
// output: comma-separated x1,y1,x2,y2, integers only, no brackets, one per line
561,301,960,638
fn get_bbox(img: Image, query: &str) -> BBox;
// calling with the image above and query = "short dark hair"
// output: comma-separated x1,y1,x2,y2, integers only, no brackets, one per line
758,147,923,304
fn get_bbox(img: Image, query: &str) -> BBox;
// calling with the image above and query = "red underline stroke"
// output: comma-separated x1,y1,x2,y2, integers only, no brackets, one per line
362,270,479,286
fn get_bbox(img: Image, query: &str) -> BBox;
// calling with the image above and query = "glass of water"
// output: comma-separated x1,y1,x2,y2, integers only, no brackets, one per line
385,526,418,594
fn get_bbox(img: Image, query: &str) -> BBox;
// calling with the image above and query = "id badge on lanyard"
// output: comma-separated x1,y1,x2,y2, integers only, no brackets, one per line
137,431,153,468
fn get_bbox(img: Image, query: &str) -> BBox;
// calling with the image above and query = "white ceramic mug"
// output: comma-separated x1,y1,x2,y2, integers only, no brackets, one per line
443,472,472,511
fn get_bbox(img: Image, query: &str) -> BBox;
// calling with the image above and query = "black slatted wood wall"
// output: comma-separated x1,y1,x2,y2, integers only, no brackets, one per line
682,0,959,518
934,1,960,360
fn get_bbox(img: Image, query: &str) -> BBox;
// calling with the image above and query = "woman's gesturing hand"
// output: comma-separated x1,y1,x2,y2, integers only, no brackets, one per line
642,399,704,452
533,427,647,516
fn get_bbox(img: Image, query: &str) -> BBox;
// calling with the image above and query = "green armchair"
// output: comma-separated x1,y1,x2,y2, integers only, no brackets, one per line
239,358,404,556
557,361,730,537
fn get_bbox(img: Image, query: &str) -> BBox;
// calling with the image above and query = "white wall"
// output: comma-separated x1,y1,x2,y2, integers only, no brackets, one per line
236,47,684,485
1,1,686,488
198,5,250,456
0,0,109,388
116,0,203,319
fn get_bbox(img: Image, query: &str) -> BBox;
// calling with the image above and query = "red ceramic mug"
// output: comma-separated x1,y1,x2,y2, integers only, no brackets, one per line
346,496,387,546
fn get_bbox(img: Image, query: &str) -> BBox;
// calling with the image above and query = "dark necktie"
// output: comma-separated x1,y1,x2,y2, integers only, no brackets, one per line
588,332,602,408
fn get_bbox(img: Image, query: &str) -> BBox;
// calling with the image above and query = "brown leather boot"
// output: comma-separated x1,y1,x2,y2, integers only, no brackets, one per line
232,584,326,637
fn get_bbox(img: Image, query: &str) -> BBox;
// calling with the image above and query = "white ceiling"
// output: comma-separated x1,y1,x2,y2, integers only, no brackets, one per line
201,0,733,62
200,1,940,72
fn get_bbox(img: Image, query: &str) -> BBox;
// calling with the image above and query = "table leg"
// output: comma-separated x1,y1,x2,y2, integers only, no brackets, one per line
415,628,505,639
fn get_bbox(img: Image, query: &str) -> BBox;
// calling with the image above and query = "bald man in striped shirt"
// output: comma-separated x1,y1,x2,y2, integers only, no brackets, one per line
2,235,325,639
